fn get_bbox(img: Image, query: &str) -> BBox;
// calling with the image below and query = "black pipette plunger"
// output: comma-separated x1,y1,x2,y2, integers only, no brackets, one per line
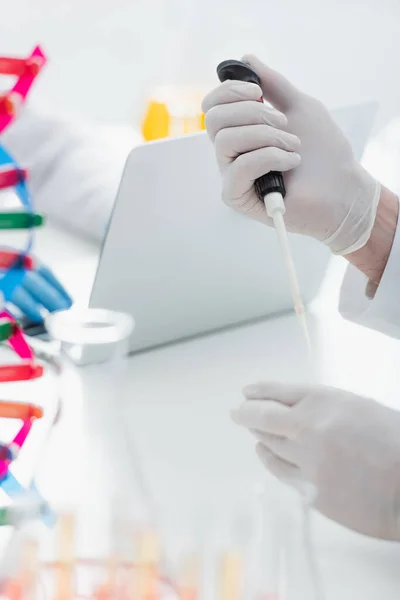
216,59,286,200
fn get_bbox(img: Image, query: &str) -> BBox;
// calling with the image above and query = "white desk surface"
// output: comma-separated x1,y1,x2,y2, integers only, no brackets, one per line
2,223,400,599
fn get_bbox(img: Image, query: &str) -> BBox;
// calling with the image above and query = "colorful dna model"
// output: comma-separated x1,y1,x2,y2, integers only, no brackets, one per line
0,46,54,522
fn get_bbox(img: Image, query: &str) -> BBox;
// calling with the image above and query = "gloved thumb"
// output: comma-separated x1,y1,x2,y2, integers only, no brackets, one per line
242,54,301,112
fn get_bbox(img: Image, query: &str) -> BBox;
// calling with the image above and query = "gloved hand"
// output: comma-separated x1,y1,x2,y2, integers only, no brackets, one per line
231,382,400,541
202,55,380,255
7,264,72,323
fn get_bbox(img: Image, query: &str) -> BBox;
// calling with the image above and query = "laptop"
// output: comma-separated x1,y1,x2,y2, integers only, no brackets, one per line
89,102,378,353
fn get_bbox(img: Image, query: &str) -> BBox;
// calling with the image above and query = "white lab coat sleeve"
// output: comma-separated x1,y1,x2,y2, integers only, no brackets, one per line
339,212,400,339
1,105,142,243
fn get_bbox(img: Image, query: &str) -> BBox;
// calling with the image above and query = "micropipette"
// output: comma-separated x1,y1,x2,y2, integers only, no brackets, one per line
216,60,323,600
216,60,311,351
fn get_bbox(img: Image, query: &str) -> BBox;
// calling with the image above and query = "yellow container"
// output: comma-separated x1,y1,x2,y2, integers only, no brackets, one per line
141,86,208,142
141,100,170,142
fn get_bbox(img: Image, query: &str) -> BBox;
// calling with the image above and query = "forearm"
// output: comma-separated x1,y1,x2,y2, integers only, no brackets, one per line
346,185,399,293
3,106,140,241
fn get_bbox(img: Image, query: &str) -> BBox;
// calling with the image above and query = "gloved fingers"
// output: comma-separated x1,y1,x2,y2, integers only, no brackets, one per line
231,400,294,437
255,442,302,488
223,181,267,220
251,429,299,466
215,124,301,167
22,271,72,313
243,381,315,406
36,265,73,306
242,55,302,113
226,147,301,198
202,80,262,114
205,101,287,141
9,286,43,323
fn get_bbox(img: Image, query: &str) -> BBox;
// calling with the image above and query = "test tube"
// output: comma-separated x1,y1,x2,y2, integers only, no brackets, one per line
247,482,283,600
53,512,75,600
20,536,39,600
174,513,206,600
279,486,323,600
133,529,161,600
214,502,256,600
178,553,199,600
0,514,43,599
217,550,242,600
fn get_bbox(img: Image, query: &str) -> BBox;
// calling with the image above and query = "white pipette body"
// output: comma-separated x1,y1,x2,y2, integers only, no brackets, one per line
265,192,311,353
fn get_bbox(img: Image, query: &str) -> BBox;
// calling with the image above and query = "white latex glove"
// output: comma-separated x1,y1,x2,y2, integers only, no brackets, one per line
202,55,380,255
231,382,400,540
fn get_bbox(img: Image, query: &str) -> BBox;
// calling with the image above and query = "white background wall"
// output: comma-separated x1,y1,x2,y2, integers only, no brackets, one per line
2,0,400,135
